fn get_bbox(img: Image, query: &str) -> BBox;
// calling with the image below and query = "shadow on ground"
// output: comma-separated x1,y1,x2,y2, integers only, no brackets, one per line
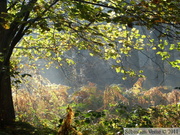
0,121,57,135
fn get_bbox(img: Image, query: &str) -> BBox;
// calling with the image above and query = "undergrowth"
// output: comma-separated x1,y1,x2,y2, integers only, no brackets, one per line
11,75,180,134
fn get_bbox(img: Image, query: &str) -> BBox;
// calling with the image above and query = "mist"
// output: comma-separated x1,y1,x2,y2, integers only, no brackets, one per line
36,25,180,91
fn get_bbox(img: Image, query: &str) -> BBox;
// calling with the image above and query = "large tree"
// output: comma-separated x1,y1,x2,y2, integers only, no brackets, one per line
0,0,179,126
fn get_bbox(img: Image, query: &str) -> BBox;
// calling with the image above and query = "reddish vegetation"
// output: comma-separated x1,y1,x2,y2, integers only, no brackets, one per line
13,78,180,115
12,76,180,130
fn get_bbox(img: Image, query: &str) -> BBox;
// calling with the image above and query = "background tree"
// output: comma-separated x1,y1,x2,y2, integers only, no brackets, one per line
0,0,179,126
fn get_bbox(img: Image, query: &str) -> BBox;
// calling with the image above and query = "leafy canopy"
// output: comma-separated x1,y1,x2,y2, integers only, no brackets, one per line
5,0,179,77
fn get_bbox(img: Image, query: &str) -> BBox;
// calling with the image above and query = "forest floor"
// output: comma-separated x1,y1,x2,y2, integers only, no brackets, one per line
0,121,57,135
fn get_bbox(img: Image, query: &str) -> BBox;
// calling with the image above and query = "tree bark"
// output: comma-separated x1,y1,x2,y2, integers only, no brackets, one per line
0,0,15,127
0,63,15,126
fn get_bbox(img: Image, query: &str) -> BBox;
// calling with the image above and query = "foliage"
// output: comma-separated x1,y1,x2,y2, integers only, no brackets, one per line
1,0,179,131
12,72,70,129
9,75,180,134
103,84,129,110
1,103,179,134
149,104,180,127
70,82,103,111
58,106,82,135
7,0,179,78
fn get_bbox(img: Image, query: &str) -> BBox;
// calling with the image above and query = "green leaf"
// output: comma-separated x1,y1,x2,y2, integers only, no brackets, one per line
115,67,121,73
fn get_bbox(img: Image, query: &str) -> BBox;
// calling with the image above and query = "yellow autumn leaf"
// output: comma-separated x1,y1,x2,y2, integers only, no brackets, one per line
3,23,10,29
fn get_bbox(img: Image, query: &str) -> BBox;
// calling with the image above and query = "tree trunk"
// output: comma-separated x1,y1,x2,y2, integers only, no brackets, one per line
0,62,15,126
0,0,15,127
